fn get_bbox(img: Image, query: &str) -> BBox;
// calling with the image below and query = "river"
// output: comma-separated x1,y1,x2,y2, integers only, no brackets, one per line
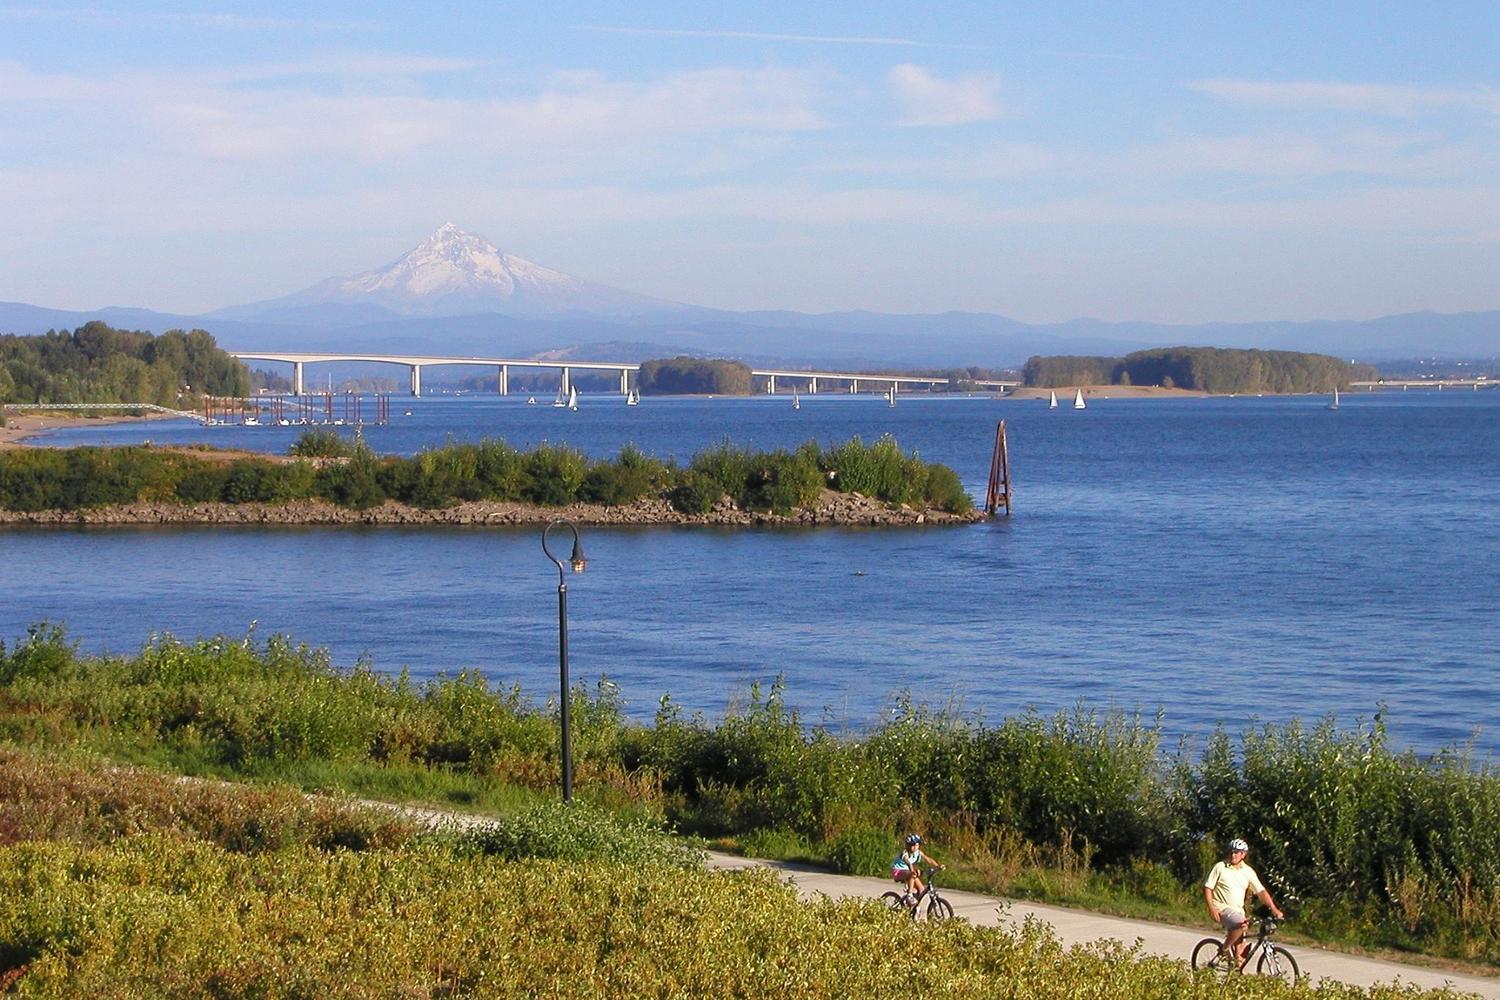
5,389,1498,756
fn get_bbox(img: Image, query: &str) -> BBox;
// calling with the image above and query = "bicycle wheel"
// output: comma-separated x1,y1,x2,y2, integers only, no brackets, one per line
924,896,955,922
1191,938,1229,976
1257,945,1299,984
881,891,911,914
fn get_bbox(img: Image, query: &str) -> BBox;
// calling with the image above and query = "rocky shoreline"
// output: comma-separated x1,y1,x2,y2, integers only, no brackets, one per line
0,489,985,528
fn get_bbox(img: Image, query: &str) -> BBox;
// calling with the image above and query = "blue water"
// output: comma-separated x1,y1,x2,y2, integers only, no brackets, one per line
5,390,1499,756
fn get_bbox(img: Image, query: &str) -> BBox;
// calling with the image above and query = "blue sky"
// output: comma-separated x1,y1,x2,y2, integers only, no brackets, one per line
1,2,1496,324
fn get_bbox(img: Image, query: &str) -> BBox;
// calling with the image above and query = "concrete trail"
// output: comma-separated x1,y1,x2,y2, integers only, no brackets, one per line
705,852,1498,998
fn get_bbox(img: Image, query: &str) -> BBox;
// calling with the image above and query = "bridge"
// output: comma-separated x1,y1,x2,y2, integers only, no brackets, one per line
229,351,1021,397
1349,378,1495,391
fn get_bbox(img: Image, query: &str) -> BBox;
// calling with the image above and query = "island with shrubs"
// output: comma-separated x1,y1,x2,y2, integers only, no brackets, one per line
0,431,980,526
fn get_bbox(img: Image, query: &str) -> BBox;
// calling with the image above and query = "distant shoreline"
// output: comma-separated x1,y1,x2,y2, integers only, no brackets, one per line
0,410,176,450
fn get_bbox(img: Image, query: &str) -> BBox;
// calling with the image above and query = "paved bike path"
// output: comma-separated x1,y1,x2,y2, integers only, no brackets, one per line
706,852,1499,998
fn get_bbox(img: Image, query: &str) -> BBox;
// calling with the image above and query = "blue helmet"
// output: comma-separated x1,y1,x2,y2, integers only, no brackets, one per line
905,833,922,847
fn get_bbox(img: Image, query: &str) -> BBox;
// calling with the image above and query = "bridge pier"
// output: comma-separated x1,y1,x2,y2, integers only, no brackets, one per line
851,379,858,393
498,364,508,396
561,367,570,394
410,365,422,397
809,378,817,394
768,375,776,394
293,361,304,396
619,369,629,394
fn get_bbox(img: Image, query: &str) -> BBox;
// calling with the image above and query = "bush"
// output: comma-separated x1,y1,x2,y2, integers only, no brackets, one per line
462,799,703,868
314,446,386,509
521,444,587,506
827,825,894,876
668,472,721,514
743,449,822,514
288,429,352,458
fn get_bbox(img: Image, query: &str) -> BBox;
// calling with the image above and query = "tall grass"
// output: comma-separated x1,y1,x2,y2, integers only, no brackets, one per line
4,624,1497,962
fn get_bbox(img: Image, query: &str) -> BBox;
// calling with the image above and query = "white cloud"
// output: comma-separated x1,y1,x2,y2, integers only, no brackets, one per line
1192,79,1500,118
887,64,1004,126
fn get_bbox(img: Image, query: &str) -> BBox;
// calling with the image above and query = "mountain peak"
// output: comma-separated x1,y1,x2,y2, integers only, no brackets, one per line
220,224,680,321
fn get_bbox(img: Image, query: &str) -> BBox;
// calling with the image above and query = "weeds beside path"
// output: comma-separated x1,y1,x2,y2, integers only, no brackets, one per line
369,793,1497,998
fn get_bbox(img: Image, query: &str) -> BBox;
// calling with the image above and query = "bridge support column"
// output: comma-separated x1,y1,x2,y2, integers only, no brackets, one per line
767,375,776,394
561,367,570,394
410,365,422,397
292,361,304,396
620,369,629,394
498,365,508,395
851,380,858,393
809,378,817,394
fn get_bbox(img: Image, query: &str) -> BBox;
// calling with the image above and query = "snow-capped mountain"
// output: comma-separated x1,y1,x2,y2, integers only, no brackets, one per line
214,223,681,322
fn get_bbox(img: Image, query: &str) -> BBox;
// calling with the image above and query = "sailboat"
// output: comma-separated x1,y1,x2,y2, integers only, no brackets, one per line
1327,387,1340,410
1073,389,1086,410
1048,390,1058,409
886,385,896,407
552,384,567,407
792,391,800,410
626,388,639,406
567,386,579,411
526,396,536,405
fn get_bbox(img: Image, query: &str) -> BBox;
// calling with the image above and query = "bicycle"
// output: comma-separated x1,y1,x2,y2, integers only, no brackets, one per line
1191,916,1299,984
881,866,956,922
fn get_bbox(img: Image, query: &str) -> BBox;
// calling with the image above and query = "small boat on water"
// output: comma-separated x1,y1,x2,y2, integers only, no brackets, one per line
552,386,567,407
1073,389,1086,410
567,386,579,411
626,389,639,406
1328,387,1340,410
886,385,896,407
792,391,800,410
1048,391,1058,409
526,396,536,405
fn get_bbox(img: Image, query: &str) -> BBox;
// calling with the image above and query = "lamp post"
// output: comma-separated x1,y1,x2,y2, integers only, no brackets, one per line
541,519,587,802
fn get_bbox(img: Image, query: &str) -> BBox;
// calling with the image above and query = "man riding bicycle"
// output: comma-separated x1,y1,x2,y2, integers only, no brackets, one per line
1204,838,1284,966
891,833,942,908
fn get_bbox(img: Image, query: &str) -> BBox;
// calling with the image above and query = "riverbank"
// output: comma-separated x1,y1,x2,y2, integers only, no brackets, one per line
1006,384,1209,400
0,410,173,449
0,488,984,527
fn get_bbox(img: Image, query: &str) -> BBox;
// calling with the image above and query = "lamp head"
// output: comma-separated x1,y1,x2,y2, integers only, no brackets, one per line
568,535,586,574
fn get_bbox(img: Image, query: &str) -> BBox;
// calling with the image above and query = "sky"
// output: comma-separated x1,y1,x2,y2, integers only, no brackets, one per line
1,2,1497,324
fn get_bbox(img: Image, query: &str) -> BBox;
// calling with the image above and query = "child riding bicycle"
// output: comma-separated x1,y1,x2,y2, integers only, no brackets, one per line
1204,838,1284,965
891,833,943,908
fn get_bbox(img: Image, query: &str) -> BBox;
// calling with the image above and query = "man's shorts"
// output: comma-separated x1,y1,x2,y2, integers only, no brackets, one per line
1218,908,1248,931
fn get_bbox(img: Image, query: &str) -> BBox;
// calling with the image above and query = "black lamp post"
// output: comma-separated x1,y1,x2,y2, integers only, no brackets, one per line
541,519,586,802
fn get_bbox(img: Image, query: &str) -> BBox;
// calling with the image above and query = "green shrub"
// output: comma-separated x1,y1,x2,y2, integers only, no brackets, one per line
521,444,587,505
173,465,230,502
314,446,386,509
668,472,721,514
744,449,822,513
827,825,894,876
462,799,703,868
287,428,352,458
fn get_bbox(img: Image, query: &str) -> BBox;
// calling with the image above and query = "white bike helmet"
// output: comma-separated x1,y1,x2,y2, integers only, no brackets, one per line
1227,838,1249,853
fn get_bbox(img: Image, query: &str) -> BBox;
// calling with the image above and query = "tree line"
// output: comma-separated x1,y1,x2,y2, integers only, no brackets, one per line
1023,347,1379,393
0,321,251,412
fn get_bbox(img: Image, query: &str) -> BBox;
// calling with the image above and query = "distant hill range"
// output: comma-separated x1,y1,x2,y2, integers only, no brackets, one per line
2,224,1496,367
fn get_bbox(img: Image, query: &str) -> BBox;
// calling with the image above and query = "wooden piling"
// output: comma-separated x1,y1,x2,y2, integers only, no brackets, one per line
984,419,1012,516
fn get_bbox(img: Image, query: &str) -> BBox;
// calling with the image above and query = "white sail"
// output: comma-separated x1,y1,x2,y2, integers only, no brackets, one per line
1048,391,1058,409
567,386,579,411
1073,389,1086,410
792,391,800,410
626,388,639,405
552,384,567,407
886,385,896,407
1328,387,1340,410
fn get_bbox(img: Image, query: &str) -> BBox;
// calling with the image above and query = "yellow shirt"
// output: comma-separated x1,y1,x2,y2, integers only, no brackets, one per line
1204,860,1265,911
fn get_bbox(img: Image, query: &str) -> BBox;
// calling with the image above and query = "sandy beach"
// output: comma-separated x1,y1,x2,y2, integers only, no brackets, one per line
0,410,181,449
